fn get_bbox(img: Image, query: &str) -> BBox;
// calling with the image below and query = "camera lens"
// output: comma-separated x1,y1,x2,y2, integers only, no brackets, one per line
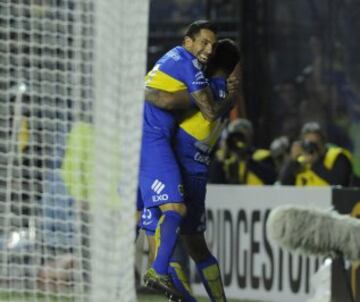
301,140,319,154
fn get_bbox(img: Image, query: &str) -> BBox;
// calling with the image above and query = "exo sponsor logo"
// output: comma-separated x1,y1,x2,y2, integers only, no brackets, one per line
151,179,165,194
151,179,168,202
152,194,169,202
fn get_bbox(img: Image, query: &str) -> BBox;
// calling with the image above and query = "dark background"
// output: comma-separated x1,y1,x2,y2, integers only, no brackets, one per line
148,0,360,175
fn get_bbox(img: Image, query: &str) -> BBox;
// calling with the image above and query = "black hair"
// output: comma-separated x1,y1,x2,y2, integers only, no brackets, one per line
184,20,217,40
206,39,240,76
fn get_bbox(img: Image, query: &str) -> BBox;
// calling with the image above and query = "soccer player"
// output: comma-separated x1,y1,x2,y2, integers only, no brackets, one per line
140,39,241,302
138,20,239,301
174,40,240,302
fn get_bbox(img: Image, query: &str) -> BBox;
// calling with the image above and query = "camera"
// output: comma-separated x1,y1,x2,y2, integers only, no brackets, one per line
227,132,247,150
301,140,319,154
226,132,250,158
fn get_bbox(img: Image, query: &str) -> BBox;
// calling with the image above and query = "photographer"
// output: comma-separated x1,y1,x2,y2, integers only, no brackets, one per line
209,118,277,185
279,122,353,186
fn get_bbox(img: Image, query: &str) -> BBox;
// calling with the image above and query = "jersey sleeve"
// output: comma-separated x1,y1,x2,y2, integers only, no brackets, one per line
145,44,211,100
173,59,209,93
146,54,209,93
145,62,187,92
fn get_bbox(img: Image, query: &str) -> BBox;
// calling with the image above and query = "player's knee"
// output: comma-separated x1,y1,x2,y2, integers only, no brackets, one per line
160,203,187,216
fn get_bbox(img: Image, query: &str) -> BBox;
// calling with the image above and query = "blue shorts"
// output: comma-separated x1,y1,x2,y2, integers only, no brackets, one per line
138,129,184,208
139,175,208,235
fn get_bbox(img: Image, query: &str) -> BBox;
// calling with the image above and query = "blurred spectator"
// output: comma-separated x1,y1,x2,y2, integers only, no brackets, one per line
279,121,353,186
270,135,290,177
209,118,277,185
38,121,93,290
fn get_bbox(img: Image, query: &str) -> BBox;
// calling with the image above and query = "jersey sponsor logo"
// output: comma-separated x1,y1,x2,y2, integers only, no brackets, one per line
152,194,169,202
151,179,168,202
151,179,165,194
195,141,211,153
194,152,211,165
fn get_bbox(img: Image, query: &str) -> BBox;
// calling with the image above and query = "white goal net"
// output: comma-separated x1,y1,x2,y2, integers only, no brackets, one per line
0,0,148,301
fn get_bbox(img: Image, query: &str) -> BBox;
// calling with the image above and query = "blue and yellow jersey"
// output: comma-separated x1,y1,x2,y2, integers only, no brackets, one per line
143,46,208,138
175,77,228,176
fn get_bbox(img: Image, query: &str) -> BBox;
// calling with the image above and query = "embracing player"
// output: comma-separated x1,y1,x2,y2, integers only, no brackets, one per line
139,34,241,301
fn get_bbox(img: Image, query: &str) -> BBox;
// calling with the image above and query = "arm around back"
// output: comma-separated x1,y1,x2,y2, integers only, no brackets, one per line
145,87,192,110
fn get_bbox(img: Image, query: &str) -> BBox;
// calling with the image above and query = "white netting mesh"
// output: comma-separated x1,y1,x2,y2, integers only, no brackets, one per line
0,0,148,301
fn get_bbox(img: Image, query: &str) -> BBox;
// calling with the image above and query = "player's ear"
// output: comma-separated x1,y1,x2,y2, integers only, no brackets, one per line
183,36,193,49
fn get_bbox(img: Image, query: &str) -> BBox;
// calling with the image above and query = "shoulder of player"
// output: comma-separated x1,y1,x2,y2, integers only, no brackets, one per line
159,46,202,70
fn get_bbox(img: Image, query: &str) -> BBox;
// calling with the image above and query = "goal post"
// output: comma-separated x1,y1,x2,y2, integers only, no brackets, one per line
90,0,149,301
0,0,149,301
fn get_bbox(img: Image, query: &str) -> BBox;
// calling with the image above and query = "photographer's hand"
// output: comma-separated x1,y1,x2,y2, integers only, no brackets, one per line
290,141,304,160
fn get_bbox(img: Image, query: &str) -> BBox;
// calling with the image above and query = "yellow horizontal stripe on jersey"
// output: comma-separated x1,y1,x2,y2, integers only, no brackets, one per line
145,70,187,92
179,111,214,141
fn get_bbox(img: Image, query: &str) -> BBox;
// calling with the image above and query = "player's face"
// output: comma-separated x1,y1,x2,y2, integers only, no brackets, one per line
185,29,217,64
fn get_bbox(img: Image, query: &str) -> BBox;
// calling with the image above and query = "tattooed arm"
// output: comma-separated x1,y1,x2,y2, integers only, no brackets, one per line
191,87,235,121
190,72,240,121
145,72,241,120
145,87,191,110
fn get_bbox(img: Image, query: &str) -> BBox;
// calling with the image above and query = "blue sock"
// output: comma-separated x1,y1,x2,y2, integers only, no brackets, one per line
169,261,197,302
152,210,182,275
196,255,226,302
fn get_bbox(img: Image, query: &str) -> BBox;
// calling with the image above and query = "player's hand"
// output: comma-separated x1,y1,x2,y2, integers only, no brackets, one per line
227,63,242,97
227,75,241,97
